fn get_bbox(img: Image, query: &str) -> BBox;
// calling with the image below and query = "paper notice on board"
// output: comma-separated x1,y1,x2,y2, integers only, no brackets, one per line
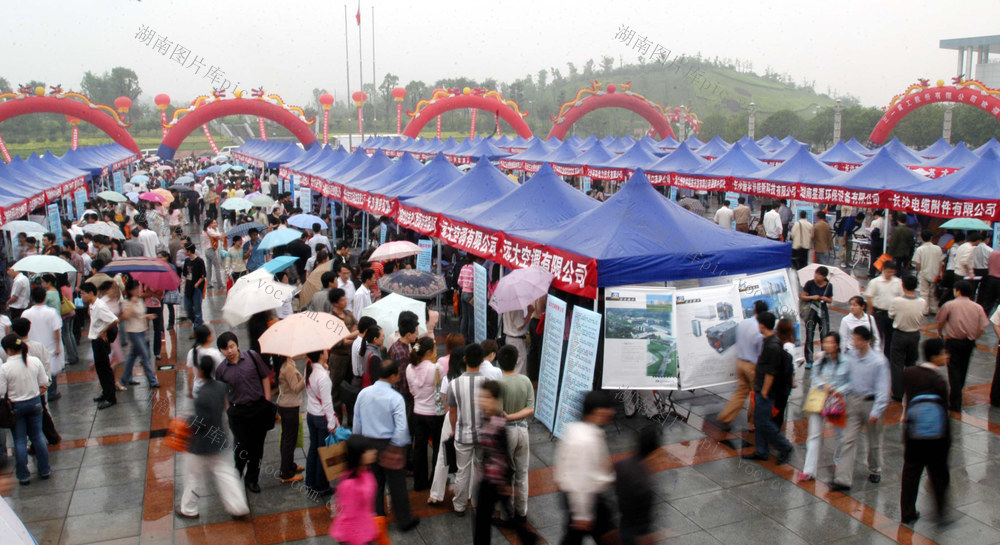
674,283,742,389
553,305,602,438
602,286,678,390
534,294,567,434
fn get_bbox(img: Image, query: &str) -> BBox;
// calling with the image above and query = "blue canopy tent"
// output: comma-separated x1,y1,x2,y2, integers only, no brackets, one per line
605,136,636,154
897,149,1000,220
449,138,512,164
683,135,706,150
306,147,369,184
347,153,424,209
691,144,769,179
919,142,980,171
756,135,782,151
918,138,954,159
657,134,680,150
878,138,924,166
516,170,790,293
975,137,1000,157
818,141,866,166
766,141,807,163
800,148,930,207
643,142,709,184
498,138,555,170
373,153,464,202
588,141,660,180
279,144,333,178
577,134,599,151
736,139,770,161
750,147,840,198
331,149,393,187
845,137,873,156
694,136,730,159
530,139,583,173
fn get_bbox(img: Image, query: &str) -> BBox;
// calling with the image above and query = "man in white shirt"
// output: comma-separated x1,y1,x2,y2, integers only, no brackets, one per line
6,268,31,320
501,306,532,375
865,260,903,356
555,391,617,542
763,207,783,241
260,176,271,198
912,230,943,314
81,283,119,409
714,201,734,230
308,222,332,255
21,287,63,381
789,211,813,269
954,236,976,279
336,264,356,304
136,220,160,257
352,269,375,318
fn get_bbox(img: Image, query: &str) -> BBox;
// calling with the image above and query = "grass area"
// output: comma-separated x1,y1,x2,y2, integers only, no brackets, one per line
6,135,234,157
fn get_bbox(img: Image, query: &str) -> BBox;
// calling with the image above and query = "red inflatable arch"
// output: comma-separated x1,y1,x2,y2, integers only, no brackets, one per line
158,95,317,161
403,90,532,138
547,83,675,140
0,94,139,152
870,80,1000,144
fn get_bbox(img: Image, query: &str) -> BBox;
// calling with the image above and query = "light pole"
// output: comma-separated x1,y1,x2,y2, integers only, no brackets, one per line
748,102,756,139
678,104,686,141
943,103,955,143
833,98,843,143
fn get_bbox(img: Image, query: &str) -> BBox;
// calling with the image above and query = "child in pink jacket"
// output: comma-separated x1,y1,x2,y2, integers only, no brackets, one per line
330,435,379,545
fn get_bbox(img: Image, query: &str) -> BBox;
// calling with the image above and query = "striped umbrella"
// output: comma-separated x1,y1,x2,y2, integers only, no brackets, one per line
101,257,181,290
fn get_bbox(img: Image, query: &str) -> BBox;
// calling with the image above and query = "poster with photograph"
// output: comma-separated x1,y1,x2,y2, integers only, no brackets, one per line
602,286,678,390
535,295,567,434
735,268,802,349
674,283,742,389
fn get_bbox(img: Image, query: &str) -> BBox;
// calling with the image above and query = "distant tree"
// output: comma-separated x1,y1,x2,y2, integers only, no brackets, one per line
697,114,728,140
759,110,803,139
583,59,595,78
601,56,615,75
81,67,141,106
889,103,943,147
0,77,10,93
482,78,498,90
566,62,578,80
378,73,400,117
550,67,563,82
803,107,835,148
840,105,883,143
949,104,1000,147
536,69,548,90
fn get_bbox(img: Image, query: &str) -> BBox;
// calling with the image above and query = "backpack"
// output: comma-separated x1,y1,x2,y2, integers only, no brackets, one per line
905,394,947,440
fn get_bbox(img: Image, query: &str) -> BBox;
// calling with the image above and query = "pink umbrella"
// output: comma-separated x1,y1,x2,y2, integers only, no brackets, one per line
101,257,181,290
369,240,423,262
259,312,349,357
138,191,167,203
489,266,554,314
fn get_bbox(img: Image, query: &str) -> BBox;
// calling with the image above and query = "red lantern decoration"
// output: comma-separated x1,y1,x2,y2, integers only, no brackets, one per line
318,93,334,145
154,94,171,138
352,91,368,140
318,93,335,110
114,96,132,114
65,115,81,150
606,83,616,94
391,87,407,134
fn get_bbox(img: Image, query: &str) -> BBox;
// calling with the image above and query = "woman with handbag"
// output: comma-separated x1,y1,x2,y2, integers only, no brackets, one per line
214,331,274,494
176,355,251,519
798,333,851,482
839,296,882,353
305,349,338,496
406,338,445,491
0,334,51,485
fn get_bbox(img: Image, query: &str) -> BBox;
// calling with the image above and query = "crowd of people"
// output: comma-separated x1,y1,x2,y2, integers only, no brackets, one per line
1,155,999,544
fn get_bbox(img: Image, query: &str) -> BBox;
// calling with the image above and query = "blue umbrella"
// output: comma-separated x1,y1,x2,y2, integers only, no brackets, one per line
131,174,150,184
205,165,222,174
288,214,327,230
261,255,299,274
175,175,194,184
257,228,302,250
196,169,208,175
226,221,267,239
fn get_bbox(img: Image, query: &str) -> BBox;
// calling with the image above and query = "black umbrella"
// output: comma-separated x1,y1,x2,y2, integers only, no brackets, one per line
378,269,447,299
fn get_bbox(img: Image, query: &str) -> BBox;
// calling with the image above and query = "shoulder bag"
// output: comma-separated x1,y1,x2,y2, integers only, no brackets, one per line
0,394,15,429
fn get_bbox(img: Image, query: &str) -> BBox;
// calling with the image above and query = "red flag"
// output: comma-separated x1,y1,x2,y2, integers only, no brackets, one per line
355,2,361,25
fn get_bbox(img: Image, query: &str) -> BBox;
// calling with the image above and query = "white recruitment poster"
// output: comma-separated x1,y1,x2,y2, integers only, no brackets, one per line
553,305,603,438
472,262,488,343
674,283,742,389
416,239,433,272
534,294,567,434
603,286,678,390
298,188,312,211
736,269,802,347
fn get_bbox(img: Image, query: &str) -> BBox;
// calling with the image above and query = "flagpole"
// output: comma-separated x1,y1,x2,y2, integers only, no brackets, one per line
371,5,378,137
357,1,365,143
343,4,352,150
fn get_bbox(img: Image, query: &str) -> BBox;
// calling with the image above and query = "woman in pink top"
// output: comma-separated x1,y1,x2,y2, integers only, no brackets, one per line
405,337,444,490
330,435,378,545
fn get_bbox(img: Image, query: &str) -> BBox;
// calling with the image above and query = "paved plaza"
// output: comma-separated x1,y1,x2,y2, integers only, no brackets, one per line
3,275,1000,545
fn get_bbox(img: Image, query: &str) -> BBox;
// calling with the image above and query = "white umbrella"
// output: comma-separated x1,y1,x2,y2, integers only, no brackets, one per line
220,197,253,211
222,269,296,326
369,240,424,262
213,154,230,163
0,220,47,235
796,263,861,303
489,266,554,313
258,312,349,357
82,222,126,240
0,496,35,545
13,255,76,274
361,293,427,337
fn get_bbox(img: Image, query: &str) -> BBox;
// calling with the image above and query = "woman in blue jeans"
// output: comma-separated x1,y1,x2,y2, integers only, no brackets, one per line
304,350,338,496
120,280,160,388
0,333,51,485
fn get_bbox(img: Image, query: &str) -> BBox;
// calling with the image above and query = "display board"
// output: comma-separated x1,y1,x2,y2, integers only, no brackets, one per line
553,305,602,438
603,286,678,390
534,294,567,434
74,188,87,219
416,239,433,272
674,283,742,389
113,171,124,194
298,187,311,212
794,200,815,223
473,262,487,343
736,268,802,349
47,203,62,236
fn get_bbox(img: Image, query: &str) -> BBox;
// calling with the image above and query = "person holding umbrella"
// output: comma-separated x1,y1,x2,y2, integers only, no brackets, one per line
119,280,160,389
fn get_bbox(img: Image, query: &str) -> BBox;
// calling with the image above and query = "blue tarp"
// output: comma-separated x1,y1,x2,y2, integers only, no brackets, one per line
920,142,980,169
500,138,554,165
756,146,841,183
919,138,954,159
401,159,518,215
536,139,583,165
907,148,1000,200
693,144,769,178
818,141,866,165
61,144,136,176
456,163,599,231
452,139,512,162
808,148,929,193
374,153,463,200
518,170,791,287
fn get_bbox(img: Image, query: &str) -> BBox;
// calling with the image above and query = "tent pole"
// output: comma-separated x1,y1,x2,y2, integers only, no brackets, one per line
362,210,367,251
435,239,442,311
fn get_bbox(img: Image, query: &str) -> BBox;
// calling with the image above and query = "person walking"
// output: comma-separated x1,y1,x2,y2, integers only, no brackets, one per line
865,260,903,356
614,426,661,545
554,391,618,545
839,295,882,353
798,333,850,482
715,300,767,431
185,325,223,400
213,332,273,494
448,343,488,517
936,280,989,411
224,236,247,283
790,210,813,269
888,275,925,401
0,334,51,485
353,358,420,532
21,288,63,401
182,243,206,333
119,280,160,389
812,211,835,265
57,274,77,368
501,305,531,376
175,355,251,520
887,213,915,272
742,312,795,464
276,355,305,483
733,197,752,233
428,345,465,505
978,242,1000,315
830,326,890,491
201,219,226,290
457,254,477,341
406,337,444,491
6,266,30,320
81,283,118,409
498,344,534,522
305,350,338,496
913,230,943,315
800,266,833,364
713,200,734,229
329,435,380,545
899,338,951,526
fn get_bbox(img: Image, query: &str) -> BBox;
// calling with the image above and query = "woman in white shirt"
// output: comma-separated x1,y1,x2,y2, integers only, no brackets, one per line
428,345,465,504
186,325,224,399
0,333,51,485
839,295,882,353
406,337,444,491
304,349,338,496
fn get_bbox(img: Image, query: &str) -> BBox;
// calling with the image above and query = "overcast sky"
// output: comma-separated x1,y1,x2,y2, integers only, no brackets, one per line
2,0,996,109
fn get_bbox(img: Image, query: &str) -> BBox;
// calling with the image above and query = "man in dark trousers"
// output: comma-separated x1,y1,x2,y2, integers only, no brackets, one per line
285,231,313,282
900,338,951,525
887,212,914,272
936,280,989,411
742,312,794,464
